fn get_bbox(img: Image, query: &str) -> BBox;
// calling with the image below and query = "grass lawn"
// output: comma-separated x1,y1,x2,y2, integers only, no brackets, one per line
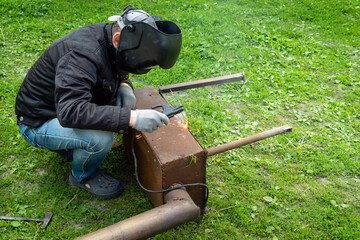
0,0,359,239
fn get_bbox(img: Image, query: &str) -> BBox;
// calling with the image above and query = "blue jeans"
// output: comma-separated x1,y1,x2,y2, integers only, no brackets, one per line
18,118,114,181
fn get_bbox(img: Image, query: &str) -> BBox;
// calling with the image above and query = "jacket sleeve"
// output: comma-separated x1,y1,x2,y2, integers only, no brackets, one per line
54,50,131,132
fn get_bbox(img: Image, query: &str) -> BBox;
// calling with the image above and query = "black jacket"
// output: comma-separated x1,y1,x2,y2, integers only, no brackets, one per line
15,23,132,132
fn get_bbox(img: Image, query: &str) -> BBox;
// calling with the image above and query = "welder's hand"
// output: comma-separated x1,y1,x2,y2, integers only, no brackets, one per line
115,85,136,109
133,110,169,133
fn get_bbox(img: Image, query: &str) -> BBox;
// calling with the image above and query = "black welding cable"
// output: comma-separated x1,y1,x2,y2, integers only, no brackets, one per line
130,133,209,239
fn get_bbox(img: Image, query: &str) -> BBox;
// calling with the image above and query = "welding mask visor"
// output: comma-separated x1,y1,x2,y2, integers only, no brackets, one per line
116,20,182,74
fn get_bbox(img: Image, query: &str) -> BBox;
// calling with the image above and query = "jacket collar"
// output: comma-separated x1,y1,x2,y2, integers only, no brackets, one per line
104,23,118,76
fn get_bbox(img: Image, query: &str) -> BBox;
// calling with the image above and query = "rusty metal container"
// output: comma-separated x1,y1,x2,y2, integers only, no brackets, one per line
123,86,207,209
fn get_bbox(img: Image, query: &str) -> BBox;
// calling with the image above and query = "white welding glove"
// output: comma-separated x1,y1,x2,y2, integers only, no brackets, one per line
133,110,169,133
115,85,136,109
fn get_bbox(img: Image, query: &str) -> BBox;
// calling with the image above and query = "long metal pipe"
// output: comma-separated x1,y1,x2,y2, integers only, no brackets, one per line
159,72,245,93
76,187,200,240
207,125,292,157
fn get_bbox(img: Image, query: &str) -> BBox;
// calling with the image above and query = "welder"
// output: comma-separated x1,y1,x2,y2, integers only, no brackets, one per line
15,6,182,199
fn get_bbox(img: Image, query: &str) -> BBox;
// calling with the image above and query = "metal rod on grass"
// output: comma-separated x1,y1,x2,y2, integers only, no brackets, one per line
207,125,293,157
159,72,245,93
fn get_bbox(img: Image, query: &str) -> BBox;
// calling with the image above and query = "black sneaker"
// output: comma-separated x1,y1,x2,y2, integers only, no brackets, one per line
69,170,124,199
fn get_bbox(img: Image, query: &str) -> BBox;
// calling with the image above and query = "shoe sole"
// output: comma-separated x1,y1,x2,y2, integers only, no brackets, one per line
69,173,124,199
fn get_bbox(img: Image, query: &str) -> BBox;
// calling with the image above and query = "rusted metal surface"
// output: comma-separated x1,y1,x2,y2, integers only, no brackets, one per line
76,187,200,240
207,125,292,156
77,83,294,240
158,72,245,93
123,86,207,209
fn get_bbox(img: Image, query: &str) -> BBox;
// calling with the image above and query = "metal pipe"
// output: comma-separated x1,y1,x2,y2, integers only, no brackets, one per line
159,72,245,93
207,125,292,157
76,187,200,240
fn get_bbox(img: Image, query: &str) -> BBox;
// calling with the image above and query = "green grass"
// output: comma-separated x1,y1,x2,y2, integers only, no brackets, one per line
1,0,359,239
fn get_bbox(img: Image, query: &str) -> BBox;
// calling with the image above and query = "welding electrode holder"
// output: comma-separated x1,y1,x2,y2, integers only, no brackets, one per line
151,104,184,119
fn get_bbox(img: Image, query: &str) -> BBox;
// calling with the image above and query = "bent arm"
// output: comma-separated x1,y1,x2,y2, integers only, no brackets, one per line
55,51,131,132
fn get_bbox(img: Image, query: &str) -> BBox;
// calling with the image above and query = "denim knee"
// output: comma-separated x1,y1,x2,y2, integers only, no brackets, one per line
72,131,114,181
86,131,114,154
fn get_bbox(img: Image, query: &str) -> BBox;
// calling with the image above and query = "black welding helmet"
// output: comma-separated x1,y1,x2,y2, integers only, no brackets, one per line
108,6,182,74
